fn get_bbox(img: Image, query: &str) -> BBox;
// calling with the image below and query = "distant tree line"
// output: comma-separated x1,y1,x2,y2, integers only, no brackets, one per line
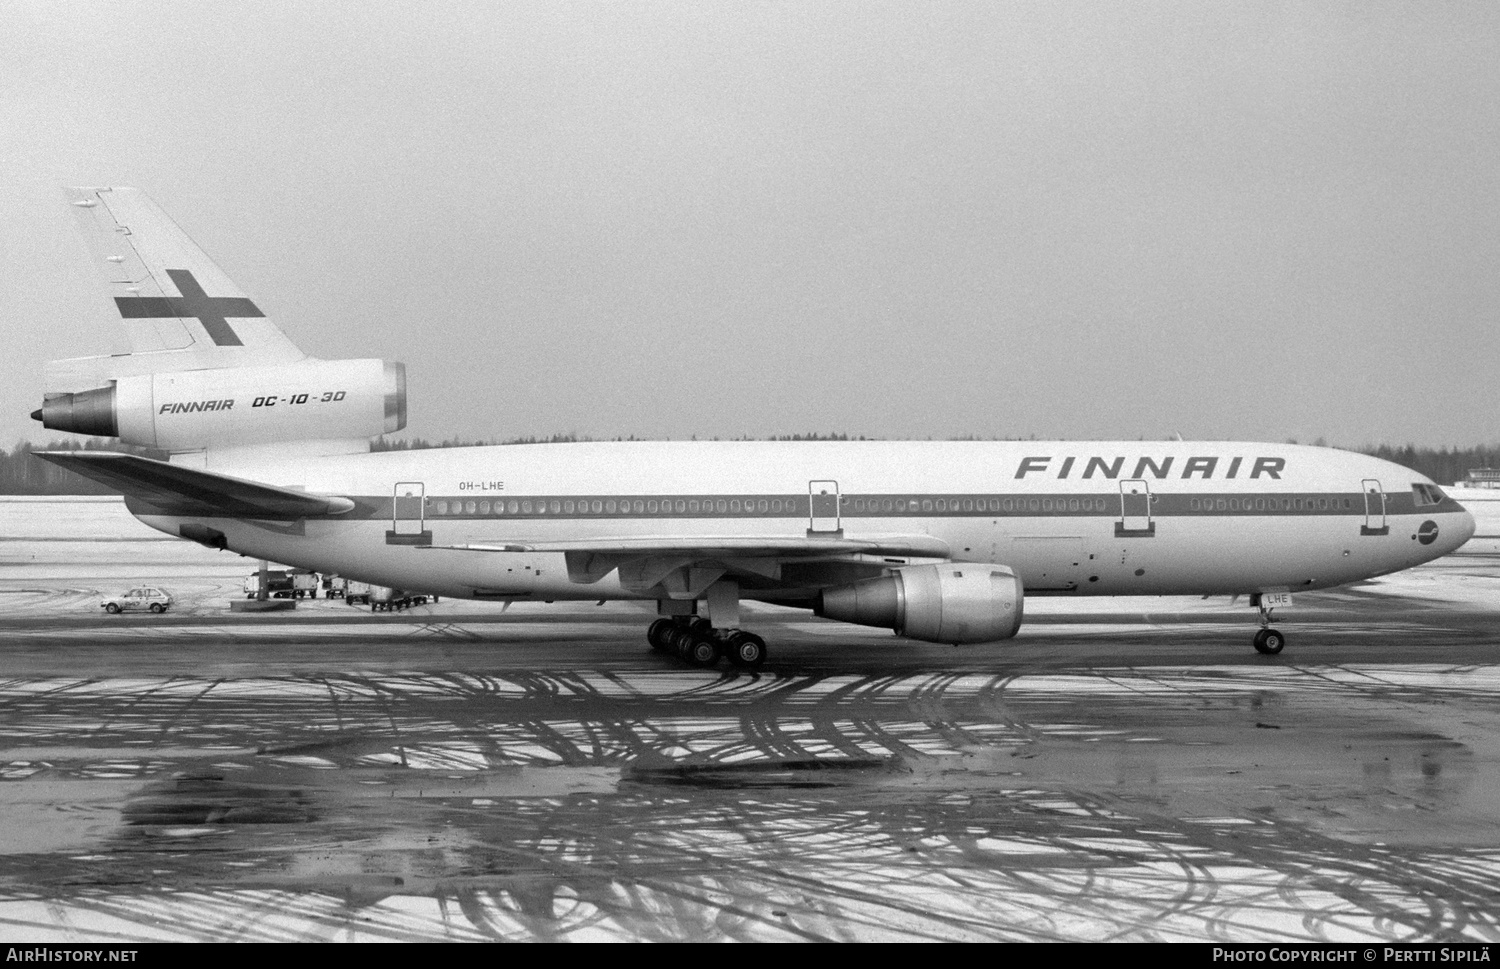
368,432,868,449
1359,444,1500,489
3,436,1498,494
0,439,165,495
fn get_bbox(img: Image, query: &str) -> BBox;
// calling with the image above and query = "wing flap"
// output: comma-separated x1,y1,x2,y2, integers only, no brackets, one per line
34,451,354,520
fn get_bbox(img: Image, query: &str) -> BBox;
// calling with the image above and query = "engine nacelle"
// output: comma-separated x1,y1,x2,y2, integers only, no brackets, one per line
37,358,405,451
816,564,1024,644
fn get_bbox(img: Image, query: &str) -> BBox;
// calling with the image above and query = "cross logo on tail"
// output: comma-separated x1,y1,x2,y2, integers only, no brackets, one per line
113,269,262,347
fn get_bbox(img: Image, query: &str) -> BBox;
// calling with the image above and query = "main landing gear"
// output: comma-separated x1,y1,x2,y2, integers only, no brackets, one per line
647,617,767,670
1251,594,1286,655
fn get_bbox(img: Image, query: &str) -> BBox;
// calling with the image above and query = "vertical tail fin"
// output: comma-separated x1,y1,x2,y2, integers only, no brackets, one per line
55,188,305,388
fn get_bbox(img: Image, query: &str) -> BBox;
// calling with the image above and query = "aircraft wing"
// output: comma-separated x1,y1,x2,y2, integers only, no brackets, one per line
429,534,952,589
33,451,355,519
487,535,950,556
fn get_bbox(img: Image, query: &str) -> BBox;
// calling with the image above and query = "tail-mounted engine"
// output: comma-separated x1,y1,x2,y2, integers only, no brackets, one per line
816,563,1024,644
35,358,405,452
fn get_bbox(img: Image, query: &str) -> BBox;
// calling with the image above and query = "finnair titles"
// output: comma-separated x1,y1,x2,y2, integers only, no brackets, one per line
1014,455,1284,479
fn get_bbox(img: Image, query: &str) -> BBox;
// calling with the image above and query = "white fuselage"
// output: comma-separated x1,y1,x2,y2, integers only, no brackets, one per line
131,440,1475,606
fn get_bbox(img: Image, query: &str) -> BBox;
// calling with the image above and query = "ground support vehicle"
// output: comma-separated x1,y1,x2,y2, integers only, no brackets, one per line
369,586,405,611
289,570,318,599
367,587,434,611
243,570,294,599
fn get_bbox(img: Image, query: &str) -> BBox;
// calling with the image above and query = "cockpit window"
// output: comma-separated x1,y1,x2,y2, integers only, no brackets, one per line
1412,483,1446,506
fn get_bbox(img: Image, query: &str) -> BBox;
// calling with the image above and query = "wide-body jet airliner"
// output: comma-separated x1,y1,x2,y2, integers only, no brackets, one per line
33,189,1475,667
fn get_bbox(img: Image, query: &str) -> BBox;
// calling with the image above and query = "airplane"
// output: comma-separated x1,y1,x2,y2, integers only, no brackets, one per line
31,188,1476,668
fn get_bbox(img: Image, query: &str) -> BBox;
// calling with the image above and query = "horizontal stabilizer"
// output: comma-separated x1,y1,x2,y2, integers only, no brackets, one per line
34,452,354,520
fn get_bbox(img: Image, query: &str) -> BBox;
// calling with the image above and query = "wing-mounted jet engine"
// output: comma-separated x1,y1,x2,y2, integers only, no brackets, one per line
816,564,1024,645
33,188,405,458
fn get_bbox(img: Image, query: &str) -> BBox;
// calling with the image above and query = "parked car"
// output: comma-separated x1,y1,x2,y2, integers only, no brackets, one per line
102,587,173,614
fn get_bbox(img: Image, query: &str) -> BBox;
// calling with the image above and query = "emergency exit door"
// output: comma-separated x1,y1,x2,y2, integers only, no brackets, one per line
387,481,431,545
809,480,841,534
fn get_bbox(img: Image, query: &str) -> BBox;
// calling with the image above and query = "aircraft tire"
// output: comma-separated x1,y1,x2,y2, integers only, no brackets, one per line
684,635,719,668
724,631,767,670
647,618,673,651
1253,628,1286,655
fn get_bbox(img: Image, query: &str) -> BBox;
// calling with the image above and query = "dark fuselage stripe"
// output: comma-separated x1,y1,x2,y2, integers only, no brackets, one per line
389,491,1458,522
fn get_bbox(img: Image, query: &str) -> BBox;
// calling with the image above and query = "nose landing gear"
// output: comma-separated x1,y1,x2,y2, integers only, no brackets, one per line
1250,594,1287,655
647,617,767,670
1253,627,1286,655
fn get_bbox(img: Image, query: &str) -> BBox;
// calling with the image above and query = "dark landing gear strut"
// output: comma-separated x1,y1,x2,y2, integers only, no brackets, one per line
1250,594,1287,655
647,617,767,670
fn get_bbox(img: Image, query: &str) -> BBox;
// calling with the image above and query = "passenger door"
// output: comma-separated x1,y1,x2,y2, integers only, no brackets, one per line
1361,478,1389,536
809,480,841,534
1116,479,1155,537
387,482,432,545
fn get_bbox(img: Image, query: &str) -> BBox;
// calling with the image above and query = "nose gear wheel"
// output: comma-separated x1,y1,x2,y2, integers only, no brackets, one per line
1253,628,1286,655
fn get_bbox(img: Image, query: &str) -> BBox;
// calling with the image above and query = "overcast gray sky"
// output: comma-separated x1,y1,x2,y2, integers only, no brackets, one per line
1,1,1496,448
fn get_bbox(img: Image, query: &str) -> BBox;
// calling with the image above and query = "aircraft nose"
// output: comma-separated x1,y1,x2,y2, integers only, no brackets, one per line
1455,505,1477,550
